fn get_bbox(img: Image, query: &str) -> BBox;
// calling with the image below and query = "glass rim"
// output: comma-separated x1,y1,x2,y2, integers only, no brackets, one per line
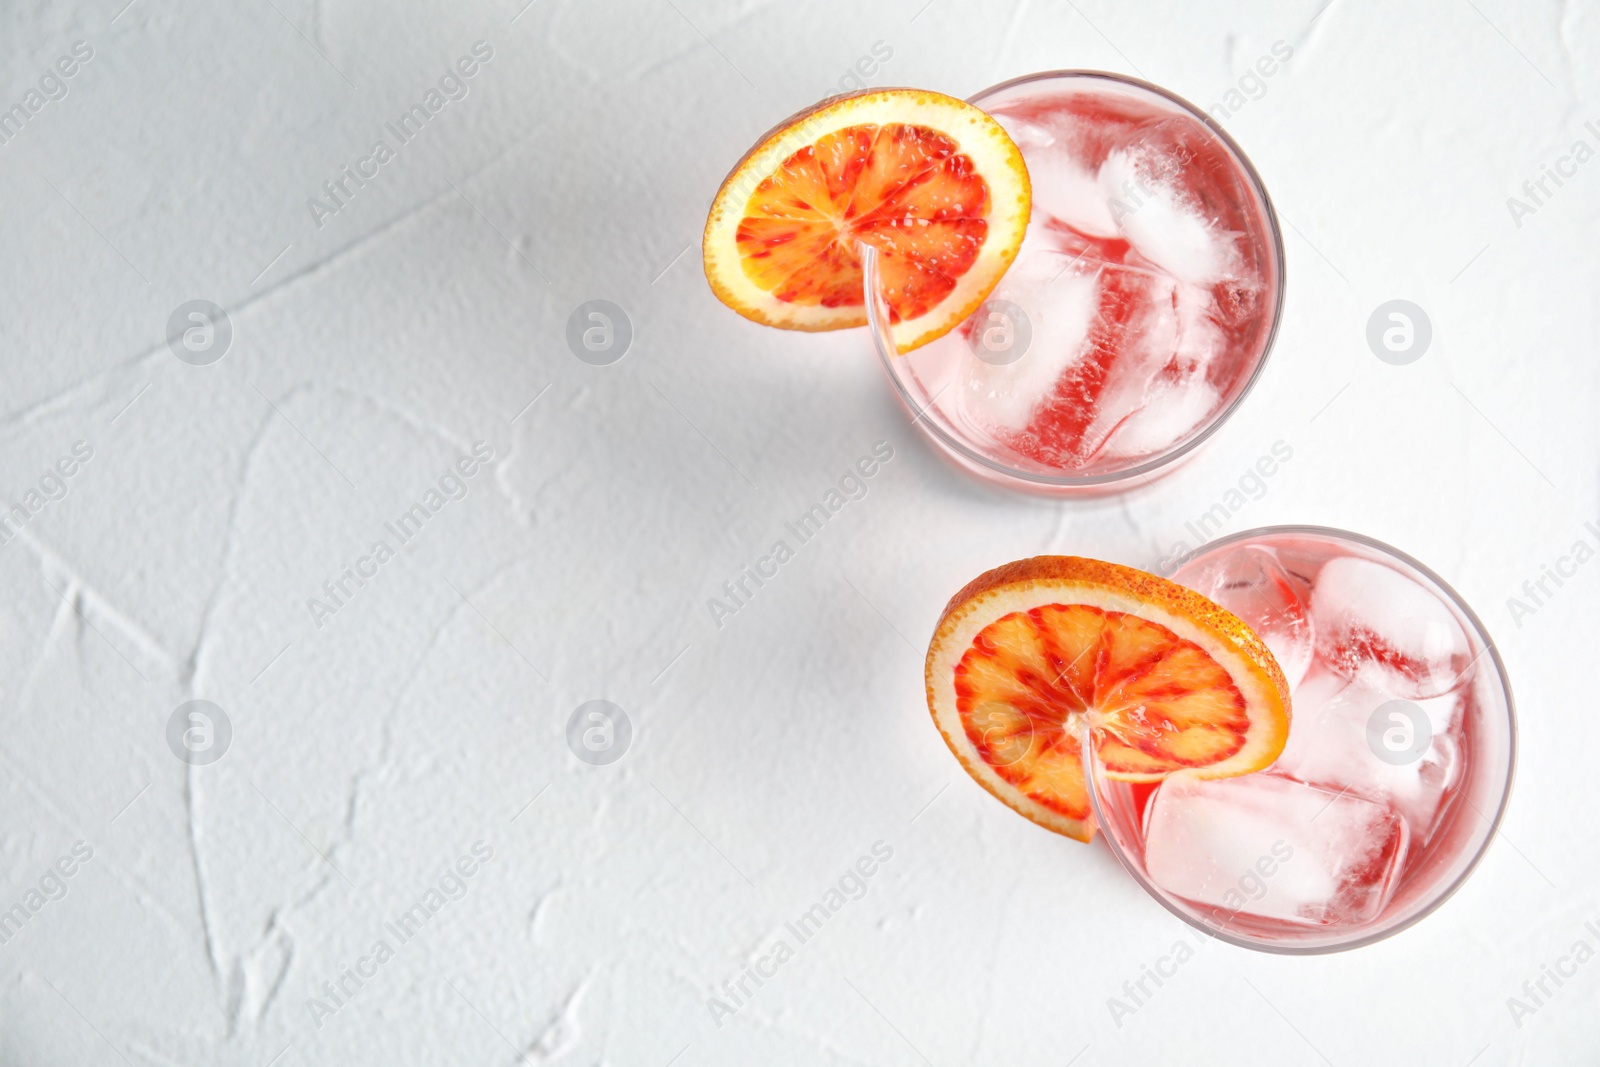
1087,524,1519,954
871,68,1288,489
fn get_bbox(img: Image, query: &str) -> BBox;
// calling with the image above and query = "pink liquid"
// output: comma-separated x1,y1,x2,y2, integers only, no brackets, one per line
1089,529,1515,952
871,72,1283,490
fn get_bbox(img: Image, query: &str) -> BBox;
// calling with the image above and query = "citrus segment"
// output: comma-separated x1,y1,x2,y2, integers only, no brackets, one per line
703,89,1030,353
926,556,1291,841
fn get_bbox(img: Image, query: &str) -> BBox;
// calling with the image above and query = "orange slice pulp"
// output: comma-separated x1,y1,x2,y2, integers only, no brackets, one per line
925,556,1291,842
702,89,1030,353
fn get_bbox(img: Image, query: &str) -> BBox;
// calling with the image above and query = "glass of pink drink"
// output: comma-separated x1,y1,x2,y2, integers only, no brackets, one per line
864,71,1284,494
1084,527,1516,952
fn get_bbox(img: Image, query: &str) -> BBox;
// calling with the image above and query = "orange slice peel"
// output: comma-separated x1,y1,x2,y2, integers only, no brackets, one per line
925,556,1291,842
702,88,1031,353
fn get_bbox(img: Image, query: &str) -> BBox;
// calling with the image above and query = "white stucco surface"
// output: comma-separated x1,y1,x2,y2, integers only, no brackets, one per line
1,0,1597,1063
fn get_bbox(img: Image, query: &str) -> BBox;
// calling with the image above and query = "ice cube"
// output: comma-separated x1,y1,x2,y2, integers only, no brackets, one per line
989,90,1152,173
997,116,1122,238
995,112,1056,154
960,247,1167,466
1174,545,1314,689
1069,271,1176,458
1098,374,1220,461
1099,118,1244,288
1143,771,1409,927
1014,258,1194,466
1310,557,1473,699
1274,669,1464,844
949,227,1101,434
1170,281,1229,372
1084,271,1233,463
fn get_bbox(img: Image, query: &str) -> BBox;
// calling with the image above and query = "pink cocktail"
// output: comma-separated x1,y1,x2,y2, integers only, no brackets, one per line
866,71,1284,493
1086,527,1516,952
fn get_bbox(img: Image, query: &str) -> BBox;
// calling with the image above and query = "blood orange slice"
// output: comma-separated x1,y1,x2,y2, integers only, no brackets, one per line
702,89,1030,353
925,556,1290,841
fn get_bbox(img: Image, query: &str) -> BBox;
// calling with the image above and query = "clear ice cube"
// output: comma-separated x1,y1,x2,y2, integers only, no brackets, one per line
1097,118,1245,288
1066,262,1186,461
1099,373,1220,460
1310,557,1473,699
1174,544,1314,689
989,90,1151,175
1274,668,1465,844
995,115,1120,238
1143,771,1409,927
950,224,1102,434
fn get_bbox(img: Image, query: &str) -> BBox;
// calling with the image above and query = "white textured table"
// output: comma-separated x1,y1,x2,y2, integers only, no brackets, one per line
1,1,1596,1063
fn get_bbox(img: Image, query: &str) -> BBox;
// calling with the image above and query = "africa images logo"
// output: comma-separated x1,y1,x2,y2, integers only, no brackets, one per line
166,701,232,766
